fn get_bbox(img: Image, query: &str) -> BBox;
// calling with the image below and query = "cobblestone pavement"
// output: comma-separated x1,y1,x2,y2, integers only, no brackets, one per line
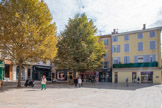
0,82,162,108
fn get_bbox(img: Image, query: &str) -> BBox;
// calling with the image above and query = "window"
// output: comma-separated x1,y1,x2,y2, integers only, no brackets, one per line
138,56,144,63
150,41,156,50
137,33,143,39
149,31,155,37
124,35,129,41
138,42,143,51
113,57,120,64
103,61,109,69
104,39,108,45
124,44,129,52
112,36,118,42
112,45,120,53
124,56,130,64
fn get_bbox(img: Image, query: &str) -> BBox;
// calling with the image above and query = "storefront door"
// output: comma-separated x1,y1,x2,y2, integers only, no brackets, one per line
132,72,136,83
141,72,153,83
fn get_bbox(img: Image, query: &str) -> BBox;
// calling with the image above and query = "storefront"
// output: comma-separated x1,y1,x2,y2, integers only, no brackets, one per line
99,69,112,82
80,72,98,82
56,69,68,81
32,65,51,81
141,72,153,83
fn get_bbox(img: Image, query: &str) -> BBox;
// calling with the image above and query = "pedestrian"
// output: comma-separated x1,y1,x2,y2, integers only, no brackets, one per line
41,75,47,90
137,77,140,84
78,77,82,88
126,77,128,87
74,77,78,87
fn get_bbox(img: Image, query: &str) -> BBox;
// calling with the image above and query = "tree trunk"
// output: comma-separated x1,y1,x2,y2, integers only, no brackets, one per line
17,63,22,87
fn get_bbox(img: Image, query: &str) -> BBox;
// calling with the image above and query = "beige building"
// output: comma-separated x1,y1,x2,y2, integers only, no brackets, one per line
111,26,162,84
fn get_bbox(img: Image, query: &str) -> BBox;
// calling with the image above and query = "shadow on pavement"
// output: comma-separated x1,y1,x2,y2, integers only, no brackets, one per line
0,81,157,92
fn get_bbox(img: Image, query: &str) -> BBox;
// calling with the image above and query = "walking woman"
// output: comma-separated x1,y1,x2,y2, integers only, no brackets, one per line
41,75,47,90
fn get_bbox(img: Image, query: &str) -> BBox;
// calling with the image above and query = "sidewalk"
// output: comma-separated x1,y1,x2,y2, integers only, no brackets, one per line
0,82,162,108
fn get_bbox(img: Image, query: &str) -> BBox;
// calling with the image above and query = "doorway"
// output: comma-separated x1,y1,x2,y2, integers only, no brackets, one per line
5,64,10,78
132,72,136,83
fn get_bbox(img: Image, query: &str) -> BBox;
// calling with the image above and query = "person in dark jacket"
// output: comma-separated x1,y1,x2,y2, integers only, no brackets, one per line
74,77,78,87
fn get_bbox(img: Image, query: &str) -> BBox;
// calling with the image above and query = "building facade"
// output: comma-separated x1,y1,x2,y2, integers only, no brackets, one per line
111,26,162,84
99,35,112,82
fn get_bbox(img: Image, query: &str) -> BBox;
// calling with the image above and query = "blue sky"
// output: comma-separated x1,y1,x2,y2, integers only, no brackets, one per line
44,0,162,35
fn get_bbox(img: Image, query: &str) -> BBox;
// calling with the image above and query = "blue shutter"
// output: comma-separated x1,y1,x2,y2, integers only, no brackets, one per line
150,41,156,50
117,45,120,53
118,57,120,64
144,55,147,62
112,37,114,42
112,46,114,53
137,33,143,39
124,44,129,52
124,56,127,64
124,35,129,41
127,56,130,63
150,31,155,37
138,42,143,51
152,54,156,62
107,39,109,45
124,56,130,64
134,56,138,63
144,55,150,62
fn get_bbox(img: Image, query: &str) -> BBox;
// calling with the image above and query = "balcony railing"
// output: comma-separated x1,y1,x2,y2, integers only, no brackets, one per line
113,62,158,68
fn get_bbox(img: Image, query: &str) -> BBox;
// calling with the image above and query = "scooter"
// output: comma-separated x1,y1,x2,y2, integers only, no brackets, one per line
24,79,34,87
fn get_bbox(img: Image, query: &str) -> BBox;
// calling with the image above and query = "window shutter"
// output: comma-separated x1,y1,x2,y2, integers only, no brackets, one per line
117,45,120,53
124,44,129,52
134,56,138,63
137,33,143,39
112,37,114,42
152,54,156,62
150,41,156,50
107,39,109,45
138,42,143,51
116,36,118,42
150,31,155,37
127,56,130,63
112,46,114,53
144,55,150,62
124,35,129,41
118,57,120,64
144,55,147,62
124,56,127,64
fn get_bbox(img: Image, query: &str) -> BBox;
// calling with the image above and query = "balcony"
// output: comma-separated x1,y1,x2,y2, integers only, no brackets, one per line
113,62,158,68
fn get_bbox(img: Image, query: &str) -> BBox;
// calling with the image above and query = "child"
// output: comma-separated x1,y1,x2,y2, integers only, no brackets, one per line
41,75,47,90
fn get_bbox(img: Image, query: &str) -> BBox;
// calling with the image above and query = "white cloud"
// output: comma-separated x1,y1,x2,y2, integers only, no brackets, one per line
44,0,162,35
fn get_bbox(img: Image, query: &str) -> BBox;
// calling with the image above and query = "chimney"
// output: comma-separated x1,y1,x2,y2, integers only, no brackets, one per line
112,29,117,34
143,24,146,30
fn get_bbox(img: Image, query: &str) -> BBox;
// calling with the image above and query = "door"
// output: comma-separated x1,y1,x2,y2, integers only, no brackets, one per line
132,72,136,83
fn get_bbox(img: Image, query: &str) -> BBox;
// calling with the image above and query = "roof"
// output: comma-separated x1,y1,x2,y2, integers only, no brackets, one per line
111,26,162,36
